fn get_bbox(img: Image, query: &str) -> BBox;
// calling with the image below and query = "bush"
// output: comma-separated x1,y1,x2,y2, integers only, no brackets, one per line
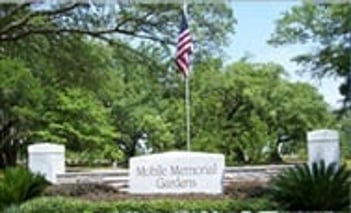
43,183,119,197
0,167,50,210
269,160,350,211
19,196,277,212
2,205,21,213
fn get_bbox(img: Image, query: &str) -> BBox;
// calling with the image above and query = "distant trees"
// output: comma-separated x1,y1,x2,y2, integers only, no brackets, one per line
269,2,351,108
0,59,42,167
0,2,235,168
188,60,335,164
0,2,338,168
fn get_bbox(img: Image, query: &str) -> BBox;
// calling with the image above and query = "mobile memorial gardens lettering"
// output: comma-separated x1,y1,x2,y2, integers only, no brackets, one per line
129,152,225,194
136,164,218,189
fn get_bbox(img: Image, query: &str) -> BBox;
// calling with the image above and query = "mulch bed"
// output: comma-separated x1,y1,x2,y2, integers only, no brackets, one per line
43,181,269,201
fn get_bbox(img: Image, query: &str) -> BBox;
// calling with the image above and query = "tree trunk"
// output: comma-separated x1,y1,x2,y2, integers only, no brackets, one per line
0,120,19,168
117,137,138,168
5,140,18,167
233,147,246,164
0,152,5,169
0,140,18,168
269,151,283,163
269,141,283,163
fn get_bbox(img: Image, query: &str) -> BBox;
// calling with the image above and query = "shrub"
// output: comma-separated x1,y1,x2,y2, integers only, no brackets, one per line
269,161,350,211
0,167,50,210
19,196,277,212
2,205,21,213
43,183,119,197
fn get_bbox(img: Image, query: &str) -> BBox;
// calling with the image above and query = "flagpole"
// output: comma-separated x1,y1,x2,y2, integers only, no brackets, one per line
185,72,191,151
183,1,191,152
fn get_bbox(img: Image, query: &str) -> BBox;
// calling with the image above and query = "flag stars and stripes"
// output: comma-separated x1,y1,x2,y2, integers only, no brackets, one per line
176,12,192,77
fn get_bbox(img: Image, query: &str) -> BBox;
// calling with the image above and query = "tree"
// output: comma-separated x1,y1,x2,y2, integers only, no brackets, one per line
110,58,335,165
0,38,122,168
188,60,335,164
0,2,235,168
268,2,351,107
0,59,43,168
0,2,235,63
33,88,119,160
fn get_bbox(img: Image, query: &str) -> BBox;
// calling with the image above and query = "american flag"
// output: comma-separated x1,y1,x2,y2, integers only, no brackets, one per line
175,11,192,77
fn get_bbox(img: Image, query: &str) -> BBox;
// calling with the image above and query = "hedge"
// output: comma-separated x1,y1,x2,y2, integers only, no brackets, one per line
19,196,278,212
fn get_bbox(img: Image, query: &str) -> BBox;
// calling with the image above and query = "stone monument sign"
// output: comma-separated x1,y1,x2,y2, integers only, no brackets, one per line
129,151,225,194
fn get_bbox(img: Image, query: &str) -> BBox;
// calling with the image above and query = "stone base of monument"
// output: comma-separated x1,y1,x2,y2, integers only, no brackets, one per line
129,151,225,194
56,164,293,193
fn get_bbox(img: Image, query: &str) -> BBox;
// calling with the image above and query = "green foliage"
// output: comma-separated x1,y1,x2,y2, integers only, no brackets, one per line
2,205,22,213
337,109,351,158
0,3,235,86
0,2,235,168
19,196,277,212
269,161,350,211
33,88,120,160
108,59,335,165
189,60,335,164
0,48,336,167
0,2,339,167
0,58,44,168
269,2,351,105
0,58,42,113
66,151,116,167
0,167,50,210
108,62,177,163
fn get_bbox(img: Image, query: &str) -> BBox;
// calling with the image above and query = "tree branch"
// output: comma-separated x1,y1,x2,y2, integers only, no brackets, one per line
0,25,176,45
115,10,154,31
2,2,31,18
0,3,83,37
0,3,178,47
94,35,167,73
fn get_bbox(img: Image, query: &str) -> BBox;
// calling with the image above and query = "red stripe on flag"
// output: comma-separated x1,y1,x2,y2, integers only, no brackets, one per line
175,12,192,77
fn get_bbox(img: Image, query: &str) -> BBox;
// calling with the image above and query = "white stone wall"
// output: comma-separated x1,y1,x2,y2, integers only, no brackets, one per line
307,129,340,167
28,143,65,184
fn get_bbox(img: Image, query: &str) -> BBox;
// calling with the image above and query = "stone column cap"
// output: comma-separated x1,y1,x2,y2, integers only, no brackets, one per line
307,129,339,142
28,143,65,153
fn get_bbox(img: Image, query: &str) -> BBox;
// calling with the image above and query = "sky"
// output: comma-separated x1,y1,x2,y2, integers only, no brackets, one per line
225,1,344,109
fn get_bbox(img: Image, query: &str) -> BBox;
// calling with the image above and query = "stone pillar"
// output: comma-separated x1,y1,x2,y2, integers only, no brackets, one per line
307,129,340,167
28,143,65,184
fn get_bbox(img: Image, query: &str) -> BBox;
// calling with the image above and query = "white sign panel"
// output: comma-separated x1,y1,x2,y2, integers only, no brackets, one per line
129,151,225,194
